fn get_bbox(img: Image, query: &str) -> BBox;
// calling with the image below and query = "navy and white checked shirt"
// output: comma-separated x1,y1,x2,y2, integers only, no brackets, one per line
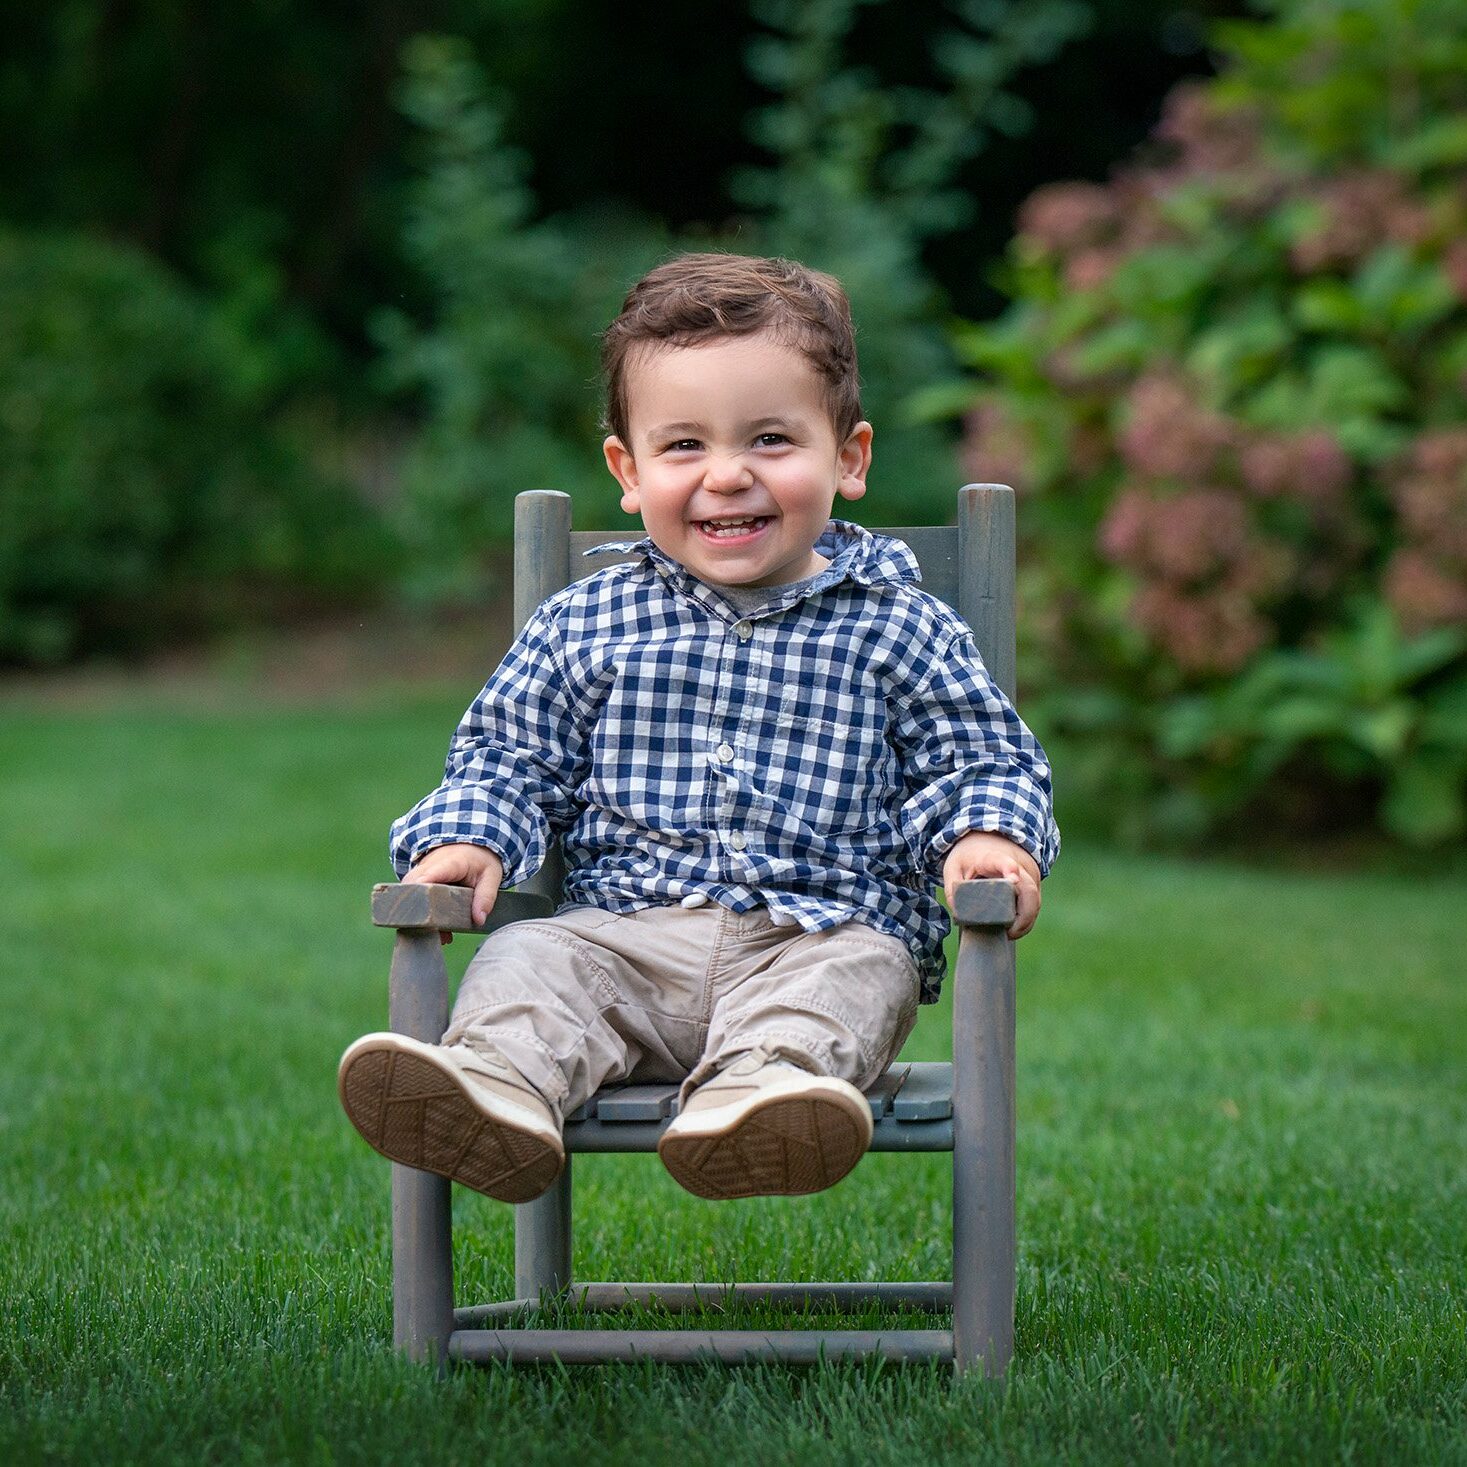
391,521,1059,1001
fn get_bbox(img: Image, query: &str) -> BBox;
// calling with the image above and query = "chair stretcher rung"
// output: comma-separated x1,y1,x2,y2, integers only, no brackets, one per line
454,1280,952,1326
450,1327,954,1365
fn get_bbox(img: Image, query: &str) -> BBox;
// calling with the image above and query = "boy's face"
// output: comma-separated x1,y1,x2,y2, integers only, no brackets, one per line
602,335,872,589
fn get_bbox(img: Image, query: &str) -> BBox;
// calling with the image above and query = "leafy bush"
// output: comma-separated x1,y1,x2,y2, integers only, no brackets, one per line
951,0,1467,845
0,229,394,665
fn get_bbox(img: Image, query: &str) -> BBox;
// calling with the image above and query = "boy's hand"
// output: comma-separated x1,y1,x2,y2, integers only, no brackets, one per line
401,844,504,944
942,831,1041,940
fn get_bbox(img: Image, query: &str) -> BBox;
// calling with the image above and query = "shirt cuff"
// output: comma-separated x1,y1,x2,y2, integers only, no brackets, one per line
389,791,547,886
928,803,1059,884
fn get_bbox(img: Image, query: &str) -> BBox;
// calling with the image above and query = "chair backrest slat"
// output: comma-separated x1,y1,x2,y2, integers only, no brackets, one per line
522,482,1016,699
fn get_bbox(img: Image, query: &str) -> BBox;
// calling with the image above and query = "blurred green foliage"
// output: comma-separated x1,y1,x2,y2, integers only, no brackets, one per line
0,231,396,665
949,0,1467,846
373,36,671,606
380,0,1088,603
0,0,1235,661
0,1,1230,341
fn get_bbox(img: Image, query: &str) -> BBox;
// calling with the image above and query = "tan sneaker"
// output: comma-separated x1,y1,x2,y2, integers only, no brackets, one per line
657,1044,874,1200
337,1032,564,1203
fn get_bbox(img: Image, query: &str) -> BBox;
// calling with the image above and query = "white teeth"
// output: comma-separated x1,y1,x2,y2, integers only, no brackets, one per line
700,516,768,537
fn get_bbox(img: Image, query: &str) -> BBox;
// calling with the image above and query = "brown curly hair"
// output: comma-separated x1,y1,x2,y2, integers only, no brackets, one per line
600,252,862,444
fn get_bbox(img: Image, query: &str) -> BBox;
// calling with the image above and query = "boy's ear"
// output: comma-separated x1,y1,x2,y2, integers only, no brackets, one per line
836,421,873,502
602,435,641,515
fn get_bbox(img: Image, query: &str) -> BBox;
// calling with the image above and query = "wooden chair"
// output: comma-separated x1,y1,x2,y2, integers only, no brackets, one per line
370,484,1022,1373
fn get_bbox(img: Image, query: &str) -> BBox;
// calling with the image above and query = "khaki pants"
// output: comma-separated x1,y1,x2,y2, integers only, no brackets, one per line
443,903,921,1117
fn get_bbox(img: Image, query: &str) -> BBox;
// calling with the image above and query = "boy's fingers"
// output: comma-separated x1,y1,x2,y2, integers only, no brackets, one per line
470,869,501,927
403,860,456,887
1007,872,1041,939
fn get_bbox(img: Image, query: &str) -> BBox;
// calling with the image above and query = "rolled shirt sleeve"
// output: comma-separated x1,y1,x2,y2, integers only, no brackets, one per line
389,603,588,884
891,623,1060,884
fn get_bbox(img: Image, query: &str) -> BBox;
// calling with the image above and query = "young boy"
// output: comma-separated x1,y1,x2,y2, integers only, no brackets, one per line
338,253,1058,1204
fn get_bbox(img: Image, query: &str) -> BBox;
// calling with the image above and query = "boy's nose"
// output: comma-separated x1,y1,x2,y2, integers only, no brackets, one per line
703,456,754,492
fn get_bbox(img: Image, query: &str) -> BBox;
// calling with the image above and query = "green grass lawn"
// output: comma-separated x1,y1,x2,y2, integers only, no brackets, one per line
1,689,1464,1465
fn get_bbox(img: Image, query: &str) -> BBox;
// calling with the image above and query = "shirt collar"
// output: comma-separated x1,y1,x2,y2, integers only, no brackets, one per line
581,520,922,607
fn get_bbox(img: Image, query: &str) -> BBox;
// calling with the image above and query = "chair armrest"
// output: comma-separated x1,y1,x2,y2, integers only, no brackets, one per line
370,882,556,933
950,879,1017,929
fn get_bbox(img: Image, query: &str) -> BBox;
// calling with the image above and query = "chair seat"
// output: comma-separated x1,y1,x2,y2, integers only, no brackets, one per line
560,1060,954,1153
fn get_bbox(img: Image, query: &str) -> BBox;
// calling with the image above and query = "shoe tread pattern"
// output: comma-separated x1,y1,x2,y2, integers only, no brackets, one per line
340,1047,561,1204
658,1093,868,1200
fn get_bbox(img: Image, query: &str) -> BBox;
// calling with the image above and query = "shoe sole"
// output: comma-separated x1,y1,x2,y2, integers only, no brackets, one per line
338,1037,563,1204
657,1088,872,1200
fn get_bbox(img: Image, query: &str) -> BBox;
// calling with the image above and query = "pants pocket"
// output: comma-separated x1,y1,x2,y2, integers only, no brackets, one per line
551,904,624,932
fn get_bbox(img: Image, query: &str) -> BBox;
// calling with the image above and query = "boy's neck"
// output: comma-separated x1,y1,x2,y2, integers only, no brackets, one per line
704,550,830,594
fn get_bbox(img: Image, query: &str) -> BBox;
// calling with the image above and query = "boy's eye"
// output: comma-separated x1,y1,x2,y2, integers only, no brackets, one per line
665,439,701,453
754,432,789,447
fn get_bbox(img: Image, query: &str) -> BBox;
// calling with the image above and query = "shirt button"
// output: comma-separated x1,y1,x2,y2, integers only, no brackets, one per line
680,892,709,909
716,742,735,761
729,830,747,851
733,620,752,640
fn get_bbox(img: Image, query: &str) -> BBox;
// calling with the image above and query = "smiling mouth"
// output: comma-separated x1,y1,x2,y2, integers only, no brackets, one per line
696,516,771,539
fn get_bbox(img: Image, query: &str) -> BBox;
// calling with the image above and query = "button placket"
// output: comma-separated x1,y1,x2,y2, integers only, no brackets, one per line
705,620,744,880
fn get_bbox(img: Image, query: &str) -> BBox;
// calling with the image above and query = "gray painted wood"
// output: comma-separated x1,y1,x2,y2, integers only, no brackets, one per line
595,1084,680,1121
865,1065,908,1119
953,484,1019,1375
450,1327,954,1365
950,878,1018,929
890,1062,954,1121
388,931,455,1363
515,1156,573,1302
886,526,959,609
371,883,554,932
512,490,576,1305
456,1281,952,1324
516,489,575,623
560,1107,954,1153
950,922,1017,1377
578,1281,952,1313
958,484,1017,700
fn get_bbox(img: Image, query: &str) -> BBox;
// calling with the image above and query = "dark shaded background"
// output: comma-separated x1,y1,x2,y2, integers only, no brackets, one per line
0,0,1245,357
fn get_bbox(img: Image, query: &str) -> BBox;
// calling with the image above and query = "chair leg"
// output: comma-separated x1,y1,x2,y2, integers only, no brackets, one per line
388,929,455,1363
393,1166,454,1361
951,922,1016,1376
515,1159,573,1302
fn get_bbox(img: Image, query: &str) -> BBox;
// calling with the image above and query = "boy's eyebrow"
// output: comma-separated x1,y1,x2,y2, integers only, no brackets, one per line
646,414,808,440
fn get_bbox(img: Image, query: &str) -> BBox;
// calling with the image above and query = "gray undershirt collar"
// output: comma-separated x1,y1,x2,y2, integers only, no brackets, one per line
715,567,829,616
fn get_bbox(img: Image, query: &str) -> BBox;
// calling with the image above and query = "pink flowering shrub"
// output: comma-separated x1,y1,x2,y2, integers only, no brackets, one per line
954,0,1467,845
